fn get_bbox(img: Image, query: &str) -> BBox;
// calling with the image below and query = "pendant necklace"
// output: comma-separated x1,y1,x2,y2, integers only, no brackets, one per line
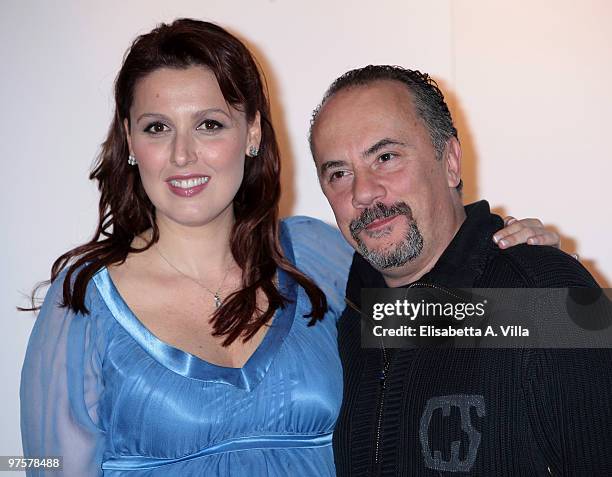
155,245,232,309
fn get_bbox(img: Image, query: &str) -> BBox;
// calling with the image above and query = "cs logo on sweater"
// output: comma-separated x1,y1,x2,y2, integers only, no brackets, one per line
419,394,486,472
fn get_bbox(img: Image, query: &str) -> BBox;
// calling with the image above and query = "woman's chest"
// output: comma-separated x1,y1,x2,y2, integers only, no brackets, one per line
97,313,343,456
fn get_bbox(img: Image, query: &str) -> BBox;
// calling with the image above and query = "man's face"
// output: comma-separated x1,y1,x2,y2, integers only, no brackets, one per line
312,80,462,279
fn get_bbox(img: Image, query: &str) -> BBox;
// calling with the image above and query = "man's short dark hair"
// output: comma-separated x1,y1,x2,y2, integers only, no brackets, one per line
309,65,459,164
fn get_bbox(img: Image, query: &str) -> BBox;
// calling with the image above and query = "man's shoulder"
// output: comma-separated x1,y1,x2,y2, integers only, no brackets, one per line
488,243,599,287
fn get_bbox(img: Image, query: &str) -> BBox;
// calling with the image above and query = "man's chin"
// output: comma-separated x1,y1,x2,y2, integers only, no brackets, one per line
362,255,406,272
357,243,410,270
358,236,405,259
355,225,424,270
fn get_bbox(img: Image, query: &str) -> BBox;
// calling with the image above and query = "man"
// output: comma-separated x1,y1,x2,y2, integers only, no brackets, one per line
309,66,612,476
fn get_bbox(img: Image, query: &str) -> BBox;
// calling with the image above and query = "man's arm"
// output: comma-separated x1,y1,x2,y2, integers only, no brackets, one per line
523,348,612,475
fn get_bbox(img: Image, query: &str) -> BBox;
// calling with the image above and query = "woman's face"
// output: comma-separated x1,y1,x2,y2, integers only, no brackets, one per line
125,66,261,228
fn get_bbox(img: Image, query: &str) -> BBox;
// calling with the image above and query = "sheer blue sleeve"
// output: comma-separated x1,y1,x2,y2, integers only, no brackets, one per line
281,216,354,320
20,273,106,476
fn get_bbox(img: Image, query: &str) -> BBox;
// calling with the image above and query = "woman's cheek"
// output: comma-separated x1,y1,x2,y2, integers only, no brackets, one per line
205,140,246,171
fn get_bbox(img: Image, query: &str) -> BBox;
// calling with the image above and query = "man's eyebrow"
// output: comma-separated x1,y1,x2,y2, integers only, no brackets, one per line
363,138,407,158
319,160,347,175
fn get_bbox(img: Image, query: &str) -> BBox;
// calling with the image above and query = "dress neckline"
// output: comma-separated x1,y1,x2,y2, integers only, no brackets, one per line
91,229,297,391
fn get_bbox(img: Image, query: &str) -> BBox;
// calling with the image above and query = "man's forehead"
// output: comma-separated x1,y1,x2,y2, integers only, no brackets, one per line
314,82,417,143
312,81,418,159
320,80,415,118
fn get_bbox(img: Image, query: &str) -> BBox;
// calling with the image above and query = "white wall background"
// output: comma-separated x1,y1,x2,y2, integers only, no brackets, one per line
2,0,611,468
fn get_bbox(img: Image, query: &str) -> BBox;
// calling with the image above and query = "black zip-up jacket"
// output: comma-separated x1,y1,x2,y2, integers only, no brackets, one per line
333,201,612,476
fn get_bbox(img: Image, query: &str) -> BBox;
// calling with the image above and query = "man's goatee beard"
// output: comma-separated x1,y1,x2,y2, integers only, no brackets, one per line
350,202,424,270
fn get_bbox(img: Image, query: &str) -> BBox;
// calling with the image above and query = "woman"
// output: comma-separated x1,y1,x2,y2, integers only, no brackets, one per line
20,19,559,476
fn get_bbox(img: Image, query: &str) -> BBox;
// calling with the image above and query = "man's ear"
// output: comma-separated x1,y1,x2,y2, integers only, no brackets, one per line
245,111,262,156
444,137,462,188
123,118,134,156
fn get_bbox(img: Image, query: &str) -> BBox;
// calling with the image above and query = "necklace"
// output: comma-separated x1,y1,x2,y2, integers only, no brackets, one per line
155,245,232,309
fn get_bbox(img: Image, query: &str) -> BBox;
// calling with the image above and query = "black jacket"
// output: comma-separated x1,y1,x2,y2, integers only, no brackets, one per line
333,201,611,476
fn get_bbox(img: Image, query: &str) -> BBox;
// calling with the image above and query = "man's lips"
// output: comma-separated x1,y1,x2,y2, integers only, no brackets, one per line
349,201,413,238
364,214,400,231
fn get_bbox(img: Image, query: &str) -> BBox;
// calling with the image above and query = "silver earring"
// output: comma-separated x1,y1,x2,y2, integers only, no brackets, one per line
248,146,259,157
128,154,137,166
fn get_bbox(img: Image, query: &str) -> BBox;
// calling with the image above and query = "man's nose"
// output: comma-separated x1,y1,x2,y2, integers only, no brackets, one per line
170,131,198,167
351,169,385,208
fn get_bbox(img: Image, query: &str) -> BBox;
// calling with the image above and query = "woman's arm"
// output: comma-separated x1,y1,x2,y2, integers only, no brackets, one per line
21,275,105,476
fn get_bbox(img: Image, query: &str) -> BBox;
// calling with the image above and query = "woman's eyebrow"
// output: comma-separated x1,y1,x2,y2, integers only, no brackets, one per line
136,108,232,123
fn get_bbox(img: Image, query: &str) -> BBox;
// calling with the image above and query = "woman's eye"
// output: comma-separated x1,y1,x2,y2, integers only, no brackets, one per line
198,120,223,130
144,122,168,134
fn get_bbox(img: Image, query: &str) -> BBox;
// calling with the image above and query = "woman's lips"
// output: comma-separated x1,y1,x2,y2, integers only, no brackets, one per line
166,175,210,197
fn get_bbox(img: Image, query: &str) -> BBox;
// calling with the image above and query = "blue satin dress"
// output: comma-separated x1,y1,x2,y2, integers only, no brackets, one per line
20,217,353,476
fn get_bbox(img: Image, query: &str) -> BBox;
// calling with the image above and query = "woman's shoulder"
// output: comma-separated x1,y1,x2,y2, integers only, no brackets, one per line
40,267,78,314
280,216,353,262
37,265,113,329
280,215,350,248
279,216,354,311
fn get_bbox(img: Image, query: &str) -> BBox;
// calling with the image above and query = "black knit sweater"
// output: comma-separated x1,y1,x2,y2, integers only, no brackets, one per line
333,201,612,476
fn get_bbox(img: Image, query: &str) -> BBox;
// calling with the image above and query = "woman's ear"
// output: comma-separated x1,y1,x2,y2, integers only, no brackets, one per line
123,118,134,156
245,111,262,157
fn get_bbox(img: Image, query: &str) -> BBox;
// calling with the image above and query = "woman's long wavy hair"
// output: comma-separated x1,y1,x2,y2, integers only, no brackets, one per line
28,18,327,345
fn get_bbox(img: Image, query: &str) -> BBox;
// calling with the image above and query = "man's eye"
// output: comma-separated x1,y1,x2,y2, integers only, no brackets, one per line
198,120,223,130
378,153,395,163
144,122,169,134
329,170,349,183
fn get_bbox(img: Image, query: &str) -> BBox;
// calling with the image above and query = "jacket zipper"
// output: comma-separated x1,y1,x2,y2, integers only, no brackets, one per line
346,283,461,474
407,282,464,299
345,296,390,473
376,283,461,471
373,344,390,471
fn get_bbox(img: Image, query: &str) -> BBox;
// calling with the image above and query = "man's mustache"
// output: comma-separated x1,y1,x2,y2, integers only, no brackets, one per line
349,202,413,238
